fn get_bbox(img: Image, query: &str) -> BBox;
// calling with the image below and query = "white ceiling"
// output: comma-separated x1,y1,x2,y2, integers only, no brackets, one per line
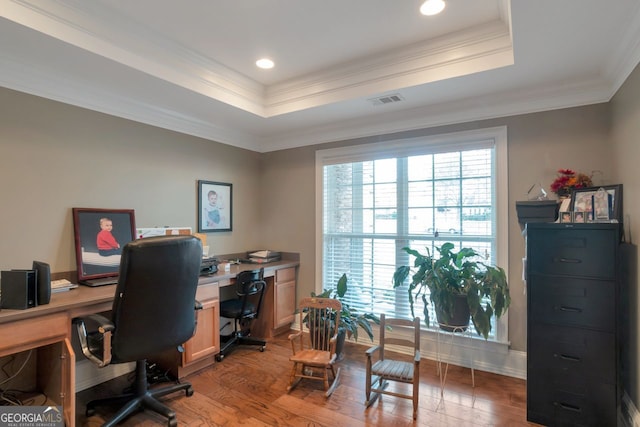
2,0,640,152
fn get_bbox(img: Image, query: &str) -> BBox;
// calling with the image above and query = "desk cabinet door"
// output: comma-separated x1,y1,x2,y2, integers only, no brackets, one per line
274,268,296,328
183,298,220,364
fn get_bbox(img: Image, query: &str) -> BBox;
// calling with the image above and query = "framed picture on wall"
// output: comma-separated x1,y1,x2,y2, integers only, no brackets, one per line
198,180,232,232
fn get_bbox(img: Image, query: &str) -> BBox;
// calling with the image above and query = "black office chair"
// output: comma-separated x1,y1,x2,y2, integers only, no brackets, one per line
73,235,203,427
216,268,267,361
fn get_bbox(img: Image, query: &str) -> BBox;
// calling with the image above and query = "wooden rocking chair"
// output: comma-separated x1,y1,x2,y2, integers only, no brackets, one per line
365,314,421,419
287,297,342,397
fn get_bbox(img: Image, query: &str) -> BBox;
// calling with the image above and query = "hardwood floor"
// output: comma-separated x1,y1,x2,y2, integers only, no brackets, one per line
76,332,540,426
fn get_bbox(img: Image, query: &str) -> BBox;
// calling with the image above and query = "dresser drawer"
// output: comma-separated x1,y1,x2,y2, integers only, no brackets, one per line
527,227,617,279
529,275,615,331
529,325,615,382
527,379,616,427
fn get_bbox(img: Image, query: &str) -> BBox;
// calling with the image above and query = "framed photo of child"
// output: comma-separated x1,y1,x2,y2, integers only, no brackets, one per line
72,207,136,285
573,211,585,223
198,180,233,232
560,211,573,223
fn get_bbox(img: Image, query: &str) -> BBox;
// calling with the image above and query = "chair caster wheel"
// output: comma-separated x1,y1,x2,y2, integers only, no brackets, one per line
260,346,265,352
216,354,224,362
168,417,178,427
186,386,194,397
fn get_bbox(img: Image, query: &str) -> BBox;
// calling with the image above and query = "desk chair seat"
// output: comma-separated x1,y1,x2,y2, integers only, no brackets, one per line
216,268,266,361
74,235,203,427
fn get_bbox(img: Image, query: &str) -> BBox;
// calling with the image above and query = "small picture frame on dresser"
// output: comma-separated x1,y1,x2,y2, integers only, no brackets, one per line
560,211,573,223
573,211,585,223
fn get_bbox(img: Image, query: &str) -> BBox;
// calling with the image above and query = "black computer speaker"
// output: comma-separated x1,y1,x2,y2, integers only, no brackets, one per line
33,260,51,305
1,270,37,309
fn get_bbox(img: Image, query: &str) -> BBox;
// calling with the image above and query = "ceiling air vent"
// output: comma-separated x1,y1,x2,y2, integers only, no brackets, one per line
369,93,405,106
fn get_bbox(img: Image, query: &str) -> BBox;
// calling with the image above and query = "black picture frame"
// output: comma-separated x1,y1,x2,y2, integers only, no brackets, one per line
72,208,136,283
560,211,573,223
570,184,623,223
198,180,232,232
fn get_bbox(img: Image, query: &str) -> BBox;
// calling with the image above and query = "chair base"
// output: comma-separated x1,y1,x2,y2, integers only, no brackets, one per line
216,331,266,361
365,374,418,419
86,360,193,427
287,363,341,397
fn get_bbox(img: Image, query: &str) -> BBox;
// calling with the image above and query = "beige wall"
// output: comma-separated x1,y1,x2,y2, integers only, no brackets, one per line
0,74,630,357
261,103,613,353
0,87,264,273
611,63,640,406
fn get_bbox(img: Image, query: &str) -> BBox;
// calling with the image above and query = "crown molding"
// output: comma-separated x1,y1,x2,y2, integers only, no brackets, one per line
602,1,640,95
4,0,266,116
4,0,513,118
264,21,514,116
261,76,614,152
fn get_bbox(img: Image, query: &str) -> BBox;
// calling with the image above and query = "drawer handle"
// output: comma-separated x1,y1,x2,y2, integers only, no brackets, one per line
554,353,581,362
554,402,582,413
557,305,582,313
556,257,582,264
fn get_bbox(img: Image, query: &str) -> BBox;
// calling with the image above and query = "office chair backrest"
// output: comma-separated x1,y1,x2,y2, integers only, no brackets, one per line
234,268,265,319
110,235,202,362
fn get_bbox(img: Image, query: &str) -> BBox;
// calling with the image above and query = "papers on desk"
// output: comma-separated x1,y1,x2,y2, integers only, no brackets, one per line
248,250,281,263
51,279,79,293
52,284,78,293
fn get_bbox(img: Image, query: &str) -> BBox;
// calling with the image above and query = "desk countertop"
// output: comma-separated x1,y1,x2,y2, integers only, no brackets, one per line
0,259,299,326
199,258,299,282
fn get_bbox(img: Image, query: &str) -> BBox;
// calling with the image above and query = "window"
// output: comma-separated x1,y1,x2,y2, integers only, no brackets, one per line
316,127,508,342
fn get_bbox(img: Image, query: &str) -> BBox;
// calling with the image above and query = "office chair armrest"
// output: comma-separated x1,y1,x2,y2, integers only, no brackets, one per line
73,314,114,368
192,299,204,335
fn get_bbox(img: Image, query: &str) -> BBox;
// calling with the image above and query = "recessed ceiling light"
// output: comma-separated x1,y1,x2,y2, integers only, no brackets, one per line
256,58,274,69
420,0,445,16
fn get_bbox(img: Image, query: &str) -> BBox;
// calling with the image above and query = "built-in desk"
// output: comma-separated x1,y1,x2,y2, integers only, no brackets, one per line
0,258,298,426
159,259,299,379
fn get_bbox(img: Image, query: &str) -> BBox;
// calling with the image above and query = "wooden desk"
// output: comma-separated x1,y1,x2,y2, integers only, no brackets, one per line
0,259,299,426
159,259,299,378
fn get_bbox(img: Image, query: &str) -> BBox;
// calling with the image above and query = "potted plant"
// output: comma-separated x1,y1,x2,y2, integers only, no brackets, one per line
392,242,510,339
310,273,380,358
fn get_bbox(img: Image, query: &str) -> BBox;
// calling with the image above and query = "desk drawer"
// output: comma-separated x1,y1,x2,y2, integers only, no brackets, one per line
529,324,615,381
276,267,295,283
0,312,68,356
527,227,617,279
529,275,615,331
196,282,219,301
527,378,616,426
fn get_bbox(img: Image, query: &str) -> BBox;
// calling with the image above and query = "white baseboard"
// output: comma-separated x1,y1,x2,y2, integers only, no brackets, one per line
347,334,527,379
296,314,529,379
75,359,135,392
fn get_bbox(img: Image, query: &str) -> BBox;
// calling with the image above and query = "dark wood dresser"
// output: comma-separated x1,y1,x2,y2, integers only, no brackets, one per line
525,223,630,426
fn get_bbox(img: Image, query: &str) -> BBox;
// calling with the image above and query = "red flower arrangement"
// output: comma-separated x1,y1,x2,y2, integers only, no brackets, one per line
550,169,593,198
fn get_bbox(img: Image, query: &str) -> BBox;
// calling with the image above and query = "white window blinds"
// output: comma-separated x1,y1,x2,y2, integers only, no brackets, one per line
317,127,509,341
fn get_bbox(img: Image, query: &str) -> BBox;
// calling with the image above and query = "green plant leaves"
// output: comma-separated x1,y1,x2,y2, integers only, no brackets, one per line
393,243,510,339
314,273,380,342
